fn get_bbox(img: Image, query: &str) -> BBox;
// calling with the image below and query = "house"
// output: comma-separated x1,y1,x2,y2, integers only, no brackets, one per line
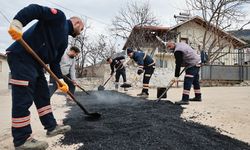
167,16,247,65
122,25,172,69
230,29,250,65
122,25,169,52
0,53,10,91
123,16,247,68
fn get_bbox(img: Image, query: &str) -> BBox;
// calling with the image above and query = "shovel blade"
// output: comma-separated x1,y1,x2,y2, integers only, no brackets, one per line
98,85,105,91
120,83,132,88
85,112,101,121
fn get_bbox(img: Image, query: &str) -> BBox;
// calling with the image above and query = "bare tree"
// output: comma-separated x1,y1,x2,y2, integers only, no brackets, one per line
87,34,116,65
111,1,159,49
186,0,250,64
69,24,91,77
68,23,117,77
83,34,117,76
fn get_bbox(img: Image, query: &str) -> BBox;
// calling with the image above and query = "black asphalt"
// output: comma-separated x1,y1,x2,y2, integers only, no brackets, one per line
59,91,250,150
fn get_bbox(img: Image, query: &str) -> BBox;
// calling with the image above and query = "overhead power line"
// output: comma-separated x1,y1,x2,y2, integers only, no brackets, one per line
47,0,110,26
0,9,10,23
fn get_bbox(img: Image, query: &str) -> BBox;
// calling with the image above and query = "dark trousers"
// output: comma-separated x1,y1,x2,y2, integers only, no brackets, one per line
7,53,57,147
49,74,75,97
142,66,155,94
115,68,127,83
182,66,201,101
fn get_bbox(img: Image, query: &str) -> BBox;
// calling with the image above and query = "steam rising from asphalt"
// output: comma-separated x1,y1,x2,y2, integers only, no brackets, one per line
90,91,139,105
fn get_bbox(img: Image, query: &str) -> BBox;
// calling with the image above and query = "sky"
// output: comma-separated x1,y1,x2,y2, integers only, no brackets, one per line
1,0,250,53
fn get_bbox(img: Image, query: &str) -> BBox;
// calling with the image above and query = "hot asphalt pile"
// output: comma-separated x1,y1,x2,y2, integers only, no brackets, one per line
60,91,250,150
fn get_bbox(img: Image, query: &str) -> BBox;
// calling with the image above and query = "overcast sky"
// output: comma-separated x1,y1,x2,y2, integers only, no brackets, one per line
1,0,250,53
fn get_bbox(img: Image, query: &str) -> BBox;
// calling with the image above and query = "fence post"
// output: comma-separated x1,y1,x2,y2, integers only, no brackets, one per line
209,65,212,86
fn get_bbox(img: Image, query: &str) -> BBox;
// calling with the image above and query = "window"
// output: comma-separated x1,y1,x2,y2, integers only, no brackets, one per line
156,59,168,68
180,37,188,43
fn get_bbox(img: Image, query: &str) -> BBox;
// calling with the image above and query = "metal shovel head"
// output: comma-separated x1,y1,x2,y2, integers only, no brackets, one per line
98,85,105,91
84,112,101,121
120,83,132,88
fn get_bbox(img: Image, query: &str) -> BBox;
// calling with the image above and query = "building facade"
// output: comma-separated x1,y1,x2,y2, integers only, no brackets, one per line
0,53,10,91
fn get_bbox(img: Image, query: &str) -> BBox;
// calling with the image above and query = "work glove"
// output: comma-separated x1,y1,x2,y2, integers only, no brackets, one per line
57,79,69,93
137,69,143,75
72,80,77,86
8,19,23,40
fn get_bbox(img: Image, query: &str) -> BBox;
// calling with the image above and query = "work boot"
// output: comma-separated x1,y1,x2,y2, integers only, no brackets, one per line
175,100,189,105
137,92,149,98
189,97,202,101
15,137,48,150
47,125,71,137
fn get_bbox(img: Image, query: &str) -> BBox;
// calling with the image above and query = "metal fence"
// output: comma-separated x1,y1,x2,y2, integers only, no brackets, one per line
209,48,250,65
200,48,250,81
201,65,250,81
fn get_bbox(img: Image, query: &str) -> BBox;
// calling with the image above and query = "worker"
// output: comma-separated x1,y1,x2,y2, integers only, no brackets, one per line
106,56,127,91
166,41,202,105
49,46,80,103
127,48,155,98
6,4,84,149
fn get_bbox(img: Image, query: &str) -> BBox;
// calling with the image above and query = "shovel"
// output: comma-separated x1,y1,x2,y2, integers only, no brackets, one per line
156,35,167,46
98,61,126,91
98,74,113,91
120,83,132,88
63,75,90,95
120,74,140,88
18,38,101,120
156,67,187,102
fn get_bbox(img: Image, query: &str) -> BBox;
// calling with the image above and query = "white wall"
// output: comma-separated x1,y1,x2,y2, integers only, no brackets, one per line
177,21,236,65
0,58,10,91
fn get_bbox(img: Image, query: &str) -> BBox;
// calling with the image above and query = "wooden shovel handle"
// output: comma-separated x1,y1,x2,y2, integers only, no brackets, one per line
18,38,63,87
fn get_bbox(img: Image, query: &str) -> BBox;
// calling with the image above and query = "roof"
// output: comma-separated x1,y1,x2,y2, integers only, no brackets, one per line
123,16,247,50
169,16,247,47
122,25,170,50
0,53,7,59
133,25,169,31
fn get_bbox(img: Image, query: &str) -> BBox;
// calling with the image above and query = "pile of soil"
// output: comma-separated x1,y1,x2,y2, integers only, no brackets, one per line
60,91,250,150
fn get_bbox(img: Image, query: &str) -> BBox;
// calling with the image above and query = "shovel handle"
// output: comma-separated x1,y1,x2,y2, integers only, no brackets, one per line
102,61,125,87
18,38,64,87
66,91,90,114
156,36,166,46
76,84,90,95
18,38,91,114
156,67,187,102
63,75,90,95
102,74,113,86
